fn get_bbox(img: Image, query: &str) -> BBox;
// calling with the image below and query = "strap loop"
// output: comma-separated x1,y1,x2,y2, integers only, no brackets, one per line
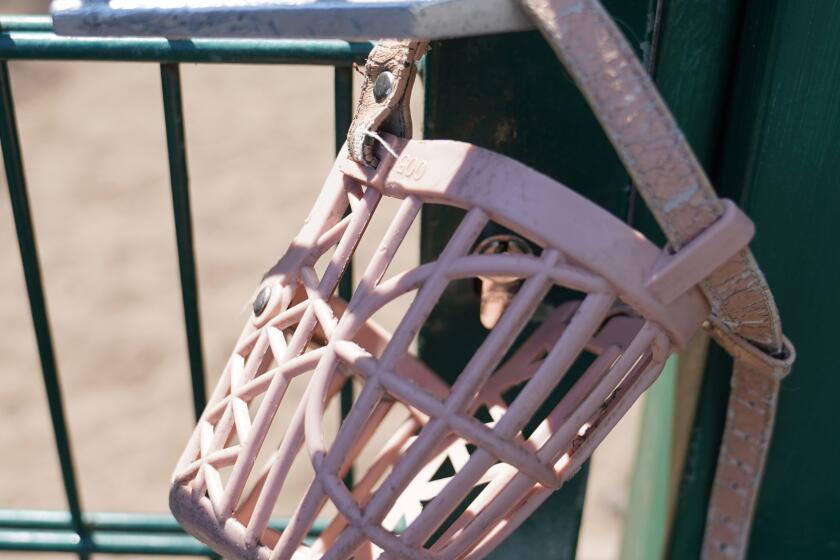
705,317,795,381
645,200,755,305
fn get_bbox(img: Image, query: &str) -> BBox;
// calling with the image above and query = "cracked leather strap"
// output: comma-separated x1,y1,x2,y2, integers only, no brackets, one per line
347,2,794,557
347,40,427,166
701,318,795,559
515,1,793,558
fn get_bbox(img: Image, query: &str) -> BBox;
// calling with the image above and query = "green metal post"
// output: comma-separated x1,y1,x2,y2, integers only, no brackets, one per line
160,63,208,421
334,66,353,155
334,65,356,488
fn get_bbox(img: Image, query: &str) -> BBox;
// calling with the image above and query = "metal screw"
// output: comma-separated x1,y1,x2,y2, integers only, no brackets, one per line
373,71,396,103
253,286,271,317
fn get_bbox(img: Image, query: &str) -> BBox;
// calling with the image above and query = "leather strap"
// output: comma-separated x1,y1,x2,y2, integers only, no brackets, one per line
347,2,794,557
347,40,427,166
700,320,794,559
516,0,783,351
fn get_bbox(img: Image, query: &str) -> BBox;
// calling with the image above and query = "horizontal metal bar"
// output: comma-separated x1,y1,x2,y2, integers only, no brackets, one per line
0,15,53,32
0,528,210,556
0,527,325,555
0,509,328,535
0,25,371,64
0,510,186,533
50,0,534,40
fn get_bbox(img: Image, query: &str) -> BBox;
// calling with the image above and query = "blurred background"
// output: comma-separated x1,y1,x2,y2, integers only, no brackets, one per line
0,2,644,558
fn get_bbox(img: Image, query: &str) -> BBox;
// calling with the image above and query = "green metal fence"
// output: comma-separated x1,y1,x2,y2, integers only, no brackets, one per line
0,14,370,557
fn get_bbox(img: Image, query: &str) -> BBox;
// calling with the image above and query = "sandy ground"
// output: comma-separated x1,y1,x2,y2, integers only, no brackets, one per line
0,3,643,558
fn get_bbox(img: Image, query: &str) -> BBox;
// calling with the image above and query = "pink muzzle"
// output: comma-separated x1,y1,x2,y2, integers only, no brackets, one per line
170,135,753,560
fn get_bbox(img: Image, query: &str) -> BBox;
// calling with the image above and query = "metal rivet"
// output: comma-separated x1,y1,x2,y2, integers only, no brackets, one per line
373,71,396,103
474,234,534,330
475,234,533,257
253,286,271,317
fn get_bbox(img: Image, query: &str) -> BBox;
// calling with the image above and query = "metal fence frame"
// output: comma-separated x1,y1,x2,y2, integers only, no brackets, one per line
0,14,371,557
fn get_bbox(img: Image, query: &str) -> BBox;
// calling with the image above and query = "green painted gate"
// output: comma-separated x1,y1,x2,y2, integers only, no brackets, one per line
1,1,838,558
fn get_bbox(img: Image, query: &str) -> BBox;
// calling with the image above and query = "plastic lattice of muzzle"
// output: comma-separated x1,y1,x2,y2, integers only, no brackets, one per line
169,136,754,560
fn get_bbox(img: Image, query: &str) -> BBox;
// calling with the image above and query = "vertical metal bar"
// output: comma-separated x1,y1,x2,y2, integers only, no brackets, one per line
334,65,355,487
0,61,90,559
334,65,353,156
159,63,208,422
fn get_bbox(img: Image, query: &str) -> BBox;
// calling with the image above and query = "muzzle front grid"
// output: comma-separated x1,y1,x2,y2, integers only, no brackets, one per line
168,136,741,560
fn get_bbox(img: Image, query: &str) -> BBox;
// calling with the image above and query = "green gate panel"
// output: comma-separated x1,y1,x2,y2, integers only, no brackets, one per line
419,2,658,555
668,1,840,558
621,357,677,560
633,0,745,241
0,15,365,558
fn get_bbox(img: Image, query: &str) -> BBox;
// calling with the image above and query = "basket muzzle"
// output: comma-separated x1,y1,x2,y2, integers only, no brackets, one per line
170,135,752,560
